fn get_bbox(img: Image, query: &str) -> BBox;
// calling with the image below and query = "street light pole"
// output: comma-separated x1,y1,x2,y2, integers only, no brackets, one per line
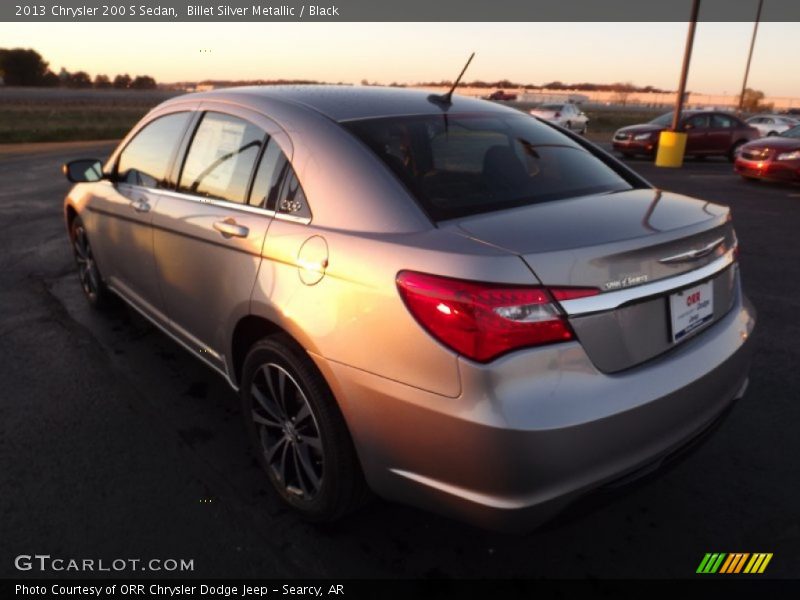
671,0,701,131
737,0,764,114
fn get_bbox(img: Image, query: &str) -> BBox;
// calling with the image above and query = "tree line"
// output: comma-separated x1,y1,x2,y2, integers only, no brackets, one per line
411,79,672,93
0,48,157,89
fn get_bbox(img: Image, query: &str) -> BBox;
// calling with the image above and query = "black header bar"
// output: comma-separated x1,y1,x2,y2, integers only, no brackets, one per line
3,0,800,22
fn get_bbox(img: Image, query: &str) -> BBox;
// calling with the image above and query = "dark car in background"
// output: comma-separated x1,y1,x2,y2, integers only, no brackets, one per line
735,124,800,183
486,90,518,101
613,111,759,161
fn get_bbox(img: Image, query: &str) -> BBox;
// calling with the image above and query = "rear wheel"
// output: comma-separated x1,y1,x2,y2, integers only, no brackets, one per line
241,334,368,521
767,131,778,137
69,216,112,310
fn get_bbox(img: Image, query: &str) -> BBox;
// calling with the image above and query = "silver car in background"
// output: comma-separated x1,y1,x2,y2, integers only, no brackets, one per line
529,102,589,134
62,86,755,531
746,114,799,137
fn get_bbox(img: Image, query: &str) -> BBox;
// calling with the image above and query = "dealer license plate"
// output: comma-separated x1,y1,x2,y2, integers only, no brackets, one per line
669,281,714,342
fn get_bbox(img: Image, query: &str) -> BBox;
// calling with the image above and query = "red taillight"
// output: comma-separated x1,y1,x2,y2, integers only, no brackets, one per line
550,287,600,301
396,271,598,363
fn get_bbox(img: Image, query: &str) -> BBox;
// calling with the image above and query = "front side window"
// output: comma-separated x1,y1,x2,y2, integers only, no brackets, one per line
685,114,710,129
345,113,634,221
179,112,265,204
117,112,191,188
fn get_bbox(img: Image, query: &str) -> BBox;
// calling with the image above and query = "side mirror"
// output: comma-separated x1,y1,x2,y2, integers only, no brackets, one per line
62,159,104,183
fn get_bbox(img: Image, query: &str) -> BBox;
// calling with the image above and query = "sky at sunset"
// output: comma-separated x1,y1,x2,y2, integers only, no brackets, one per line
2,21,798,97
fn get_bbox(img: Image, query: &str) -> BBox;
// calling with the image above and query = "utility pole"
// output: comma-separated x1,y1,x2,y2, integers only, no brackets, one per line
671,0,701,131
737,0,764,114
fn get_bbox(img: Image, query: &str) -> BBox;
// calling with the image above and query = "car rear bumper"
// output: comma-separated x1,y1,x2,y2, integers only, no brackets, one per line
313,284,756,532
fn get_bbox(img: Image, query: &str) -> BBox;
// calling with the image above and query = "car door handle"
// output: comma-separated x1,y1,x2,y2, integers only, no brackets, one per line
130,199,150,213
213,219,249,239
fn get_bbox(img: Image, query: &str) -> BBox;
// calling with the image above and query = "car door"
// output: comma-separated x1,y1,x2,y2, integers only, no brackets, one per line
747,117,764,136
682,114,711,154
565,105,579,130
708,114,735,154
89,111,193,324
151,107,291,374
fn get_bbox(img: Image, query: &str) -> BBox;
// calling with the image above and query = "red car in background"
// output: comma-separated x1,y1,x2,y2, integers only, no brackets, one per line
486,90,518,101
613,111,759,161
735,124,800,184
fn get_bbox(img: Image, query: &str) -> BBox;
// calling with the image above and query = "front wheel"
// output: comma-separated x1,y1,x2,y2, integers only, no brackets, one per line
241,335,368,521
69,216,112,309
729,140,746,162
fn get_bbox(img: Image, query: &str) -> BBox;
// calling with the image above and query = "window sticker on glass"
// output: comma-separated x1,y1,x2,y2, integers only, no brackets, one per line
180,113,264,204
184,116,247,191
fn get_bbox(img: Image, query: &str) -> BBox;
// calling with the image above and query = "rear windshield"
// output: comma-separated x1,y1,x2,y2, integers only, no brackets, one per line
783,125,800,138
344,113,633,221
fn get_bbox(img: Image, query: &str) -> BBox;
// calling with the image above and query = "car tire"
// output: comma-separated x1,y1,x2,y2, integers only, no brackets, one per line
69,216,113,310
565,121,572,131
767,131,778,137
729,140,746,162
580,124,588,135
241,334,369,522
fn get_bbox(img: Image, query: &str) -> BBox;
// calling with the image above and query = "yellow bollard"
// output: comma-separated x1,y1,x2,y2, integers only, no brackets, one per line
655,131,688,167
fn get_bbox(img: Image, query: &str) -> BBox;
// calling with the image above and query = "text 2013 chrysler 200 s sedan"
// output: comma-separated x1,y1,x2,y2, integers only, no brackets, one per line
62,86,755,531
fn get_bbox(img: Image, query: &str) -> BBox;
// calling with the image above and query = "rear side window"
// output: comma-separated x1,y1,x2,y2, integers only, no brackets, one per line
345,113,633,221
117,112,191,188
712,114,734,128
179,112,265,204
249,142,311,220
277,168,311,220
248,139,289,208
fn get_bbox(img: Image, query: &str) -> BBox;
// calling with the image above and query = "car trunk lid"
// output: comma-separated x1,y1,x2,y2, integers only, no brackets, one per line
444,188,739,372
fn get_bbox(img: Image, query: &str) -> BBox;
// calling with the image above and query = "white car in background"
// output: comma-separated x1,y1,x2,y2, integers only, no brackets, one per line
746,114,799,137
529,103,589,134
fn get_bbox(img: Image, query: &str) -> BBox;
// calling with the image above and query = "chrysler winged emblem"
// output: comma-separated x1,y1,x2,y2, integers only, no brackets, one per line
658,237,725,264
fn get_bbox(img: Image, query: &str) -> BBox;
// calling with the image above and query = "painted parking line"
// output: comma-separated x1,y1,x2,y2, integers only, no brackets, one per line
688,174,735,178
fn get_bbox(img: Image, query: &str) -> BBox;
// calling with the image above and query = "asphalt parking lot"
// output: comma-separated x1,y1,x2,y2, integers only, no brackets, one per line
1,141,798,579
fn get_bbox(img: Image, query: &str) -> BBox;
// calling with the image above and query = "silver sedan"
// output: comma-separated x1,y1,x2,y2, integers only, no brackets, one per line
529,102,589,134
62,86,755,531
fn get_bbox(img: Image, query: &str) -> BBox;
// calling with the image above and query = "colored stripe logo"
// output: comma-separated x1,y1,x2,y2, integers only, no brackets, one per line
696,552,773,574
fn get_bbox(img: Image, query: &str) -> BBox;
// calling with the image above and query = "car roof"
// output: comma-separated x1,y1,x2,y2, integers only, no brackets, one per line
176,85,509,122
